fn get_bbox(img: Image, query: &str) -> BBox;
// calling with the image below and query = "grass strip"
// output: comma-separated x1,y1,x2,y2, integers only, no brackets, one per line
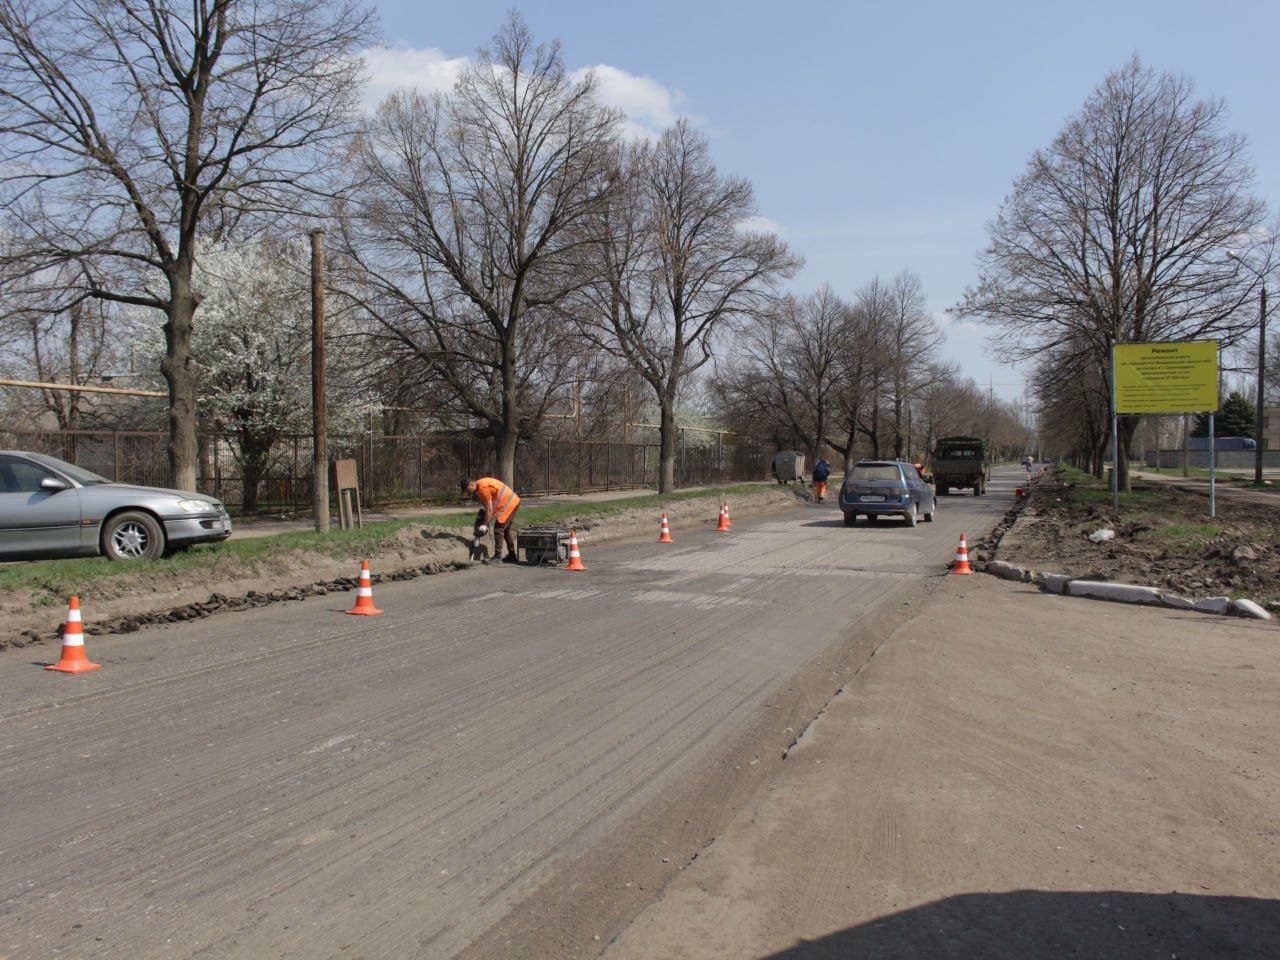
0,482,775,599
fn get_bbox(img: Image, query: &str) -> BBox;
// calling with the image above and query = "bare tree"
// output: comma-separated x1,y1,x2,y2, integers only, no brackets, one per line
719,287,846,459
956,56,1268,492
338,14,618,483
884,271,939,457
579,120,798,492
0,0,375,489
0,257,101,431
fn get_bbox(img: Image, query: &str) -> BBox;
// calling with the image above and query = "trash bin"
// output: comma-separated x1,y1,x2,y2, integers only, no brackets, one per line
772,450,806,484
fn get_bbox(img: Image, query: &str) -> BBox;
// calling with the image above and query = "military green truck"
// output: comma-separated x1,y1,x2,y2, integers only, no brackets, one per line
931,435,988,496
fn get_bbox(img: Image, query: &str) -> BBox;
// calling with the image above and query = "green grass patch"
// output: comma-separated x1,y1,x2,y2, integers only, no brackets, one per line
0,482,775,598
1144,523,1224,540
1136,523,1225,551
1066,486,1162,507
1057,465,1098,486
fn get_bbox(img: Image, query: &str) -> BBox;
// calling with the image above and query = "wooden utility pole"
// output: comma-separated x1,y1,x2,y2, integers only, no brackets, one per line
311,228,329,533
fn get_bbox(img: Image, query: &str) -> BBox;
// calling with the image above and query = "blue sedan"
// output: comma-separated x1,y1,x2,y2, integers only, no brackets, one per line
839,459,936,527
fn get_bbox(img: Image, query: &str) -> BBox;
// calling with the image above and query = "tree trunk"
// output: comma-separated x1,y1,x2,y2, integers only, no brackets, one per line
1117,415,1139,494
841,426,858,470
238,429,275,514
162,263,200,492
495,426,518,488
658,395,677,493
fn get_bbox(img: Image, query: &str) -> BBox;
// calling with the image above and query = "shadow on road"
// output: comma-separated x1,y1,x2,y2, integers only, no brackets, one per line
755,890,1280,959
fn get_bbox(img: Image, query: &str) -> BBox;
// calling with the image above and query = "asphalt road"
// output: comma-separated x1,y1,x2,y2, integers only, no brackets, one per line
0,469,1018,959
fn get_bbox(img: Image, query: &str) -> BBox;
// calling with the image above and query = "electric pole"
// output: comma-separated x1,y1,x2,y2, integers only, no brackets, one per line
311,228,329,533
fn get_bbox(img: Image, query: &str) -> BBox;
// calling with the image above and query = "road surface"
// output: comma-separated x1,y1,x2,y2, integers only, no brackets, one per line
0,469,1017,959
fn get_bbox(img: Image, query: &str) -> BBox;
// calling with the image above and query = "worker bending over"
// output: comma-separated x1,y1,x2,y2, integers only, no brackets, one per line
461,476,521,564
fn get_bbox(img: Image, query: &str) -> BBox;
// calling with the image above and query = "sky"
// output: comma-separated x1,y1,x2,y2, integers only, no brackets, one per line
366,0,1280,401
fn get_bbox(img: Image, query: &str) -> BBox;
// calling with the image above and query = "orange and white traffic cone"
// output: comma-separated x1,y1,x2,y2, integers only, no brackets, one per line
45,596,101,673
724,502,733,527
565,530,586,571
345,560,383,616
950,533,974,575
658,514,674,543
716,503,731,532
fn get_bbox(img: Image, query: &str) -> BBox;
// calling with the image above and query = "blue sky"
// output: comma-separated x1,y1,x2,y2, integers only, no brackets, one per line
369,0,1280,400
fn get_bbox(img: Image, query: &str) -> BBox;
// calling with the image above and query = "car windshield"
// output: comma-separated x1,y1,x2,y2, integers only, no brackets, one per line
851,465,902,483
27,453,110,485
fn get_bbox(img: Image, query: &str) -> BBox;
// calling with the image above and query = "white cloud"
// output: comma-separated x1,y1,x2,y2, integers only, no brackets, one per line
735,214,786,237
359,49,693,142
571,64,689,141
360,46,470,110
933,310,980,332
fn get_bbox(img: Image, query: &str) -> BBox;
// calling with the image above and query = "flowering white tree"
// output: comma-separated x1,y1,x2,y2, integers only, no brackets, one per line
139,239,370,512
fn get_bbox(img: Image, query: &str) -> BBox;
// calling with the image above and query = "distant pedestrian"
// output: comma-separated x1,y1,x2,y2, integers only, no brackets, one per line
812,457,831,503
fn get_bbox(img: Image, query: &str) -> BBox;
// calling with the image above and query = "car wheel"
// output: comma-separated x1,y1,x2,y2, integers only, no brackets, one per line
844,513,857,527
924,505,935,522
102,510,165,561
904,503,918,527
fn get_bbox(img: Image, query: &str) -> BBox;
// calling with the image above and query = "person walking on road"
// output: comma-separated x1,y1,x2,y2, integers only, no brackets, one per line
812,457,831,503
462,476,522,564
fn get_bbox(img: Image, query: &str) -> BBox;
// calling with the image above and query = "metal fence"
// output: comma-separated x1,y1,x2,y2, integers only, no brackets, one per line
1144,448,1280,470
1,428,771,515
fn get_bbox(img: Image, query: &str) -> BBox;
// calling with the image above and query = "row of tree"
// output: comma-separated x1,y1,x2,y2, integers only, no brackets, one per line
710,277,1029,464
0,6,811,493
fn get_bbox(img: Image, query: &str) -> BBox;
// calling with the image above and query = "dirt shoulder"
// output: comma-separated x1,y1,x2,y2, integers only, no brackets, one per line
0,484,803,651
998,467,1280,609
603,574,1280,959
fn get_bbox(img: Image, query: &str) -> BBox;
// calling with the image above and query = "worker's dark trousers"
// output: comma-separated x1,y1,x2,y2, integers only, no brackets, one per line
495,506,519,557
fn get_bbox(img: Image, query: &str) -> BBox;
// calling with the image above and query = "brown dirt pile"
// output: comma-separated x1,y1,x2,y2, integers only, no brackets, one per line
998,472,1280,607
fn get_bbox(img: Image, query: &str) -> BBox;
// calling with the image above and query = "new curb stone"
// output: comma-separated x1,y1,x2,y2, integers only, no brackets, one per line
1040,573,1072,595
1232,598,1273,621
1194,596,1231,615
1067,580,1163,605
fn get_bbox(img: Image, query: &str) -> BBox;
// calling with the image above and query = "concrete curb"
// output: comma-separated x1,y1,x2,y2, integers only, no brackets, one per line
983,561,1273,621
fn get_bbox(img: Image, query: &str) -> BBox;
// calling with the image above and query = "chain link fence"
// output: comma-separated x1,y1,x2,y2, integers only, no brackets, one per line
1,428,771,516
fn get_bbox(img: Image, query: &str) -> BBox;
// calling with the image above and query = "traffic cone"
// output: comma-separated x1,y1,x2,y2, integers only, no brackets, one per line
658,514,674,543
950,533,974,575
565,530,586,571
45,597,102,673
724,502,733,527
345,560,383,616
716,503,731,532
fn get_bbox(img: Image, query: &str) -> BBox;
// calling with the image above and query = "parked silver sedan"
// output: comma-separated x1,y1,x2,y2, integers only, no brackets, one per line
0,450,231,562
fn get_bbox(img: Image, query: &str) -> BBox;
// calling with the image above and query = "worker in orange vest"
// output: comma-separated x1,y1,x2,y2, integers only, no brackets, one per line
461,476,522,563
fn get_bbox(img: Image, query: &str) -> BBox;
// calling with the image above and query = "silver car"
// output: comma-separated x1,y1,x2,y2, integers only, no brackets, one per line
0,450,232,562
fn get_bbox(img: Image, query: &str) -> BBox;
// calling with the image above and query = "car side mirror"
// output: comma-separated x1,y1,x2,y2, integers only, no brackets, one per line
39,477,70,492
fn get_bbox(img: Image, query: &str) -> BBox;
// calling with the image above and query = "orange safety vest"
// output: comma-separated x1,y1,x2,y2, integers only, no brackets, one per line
475,477,520,524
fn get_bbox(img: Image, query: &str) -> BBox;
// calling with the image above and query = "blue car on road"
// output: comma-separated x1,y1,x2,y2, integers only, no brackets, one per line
839,459,936,528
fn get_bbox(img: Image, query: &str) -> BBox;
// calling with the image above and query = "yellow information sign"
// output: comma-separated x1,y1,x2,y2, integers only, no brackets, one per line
1113,341,1219,414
